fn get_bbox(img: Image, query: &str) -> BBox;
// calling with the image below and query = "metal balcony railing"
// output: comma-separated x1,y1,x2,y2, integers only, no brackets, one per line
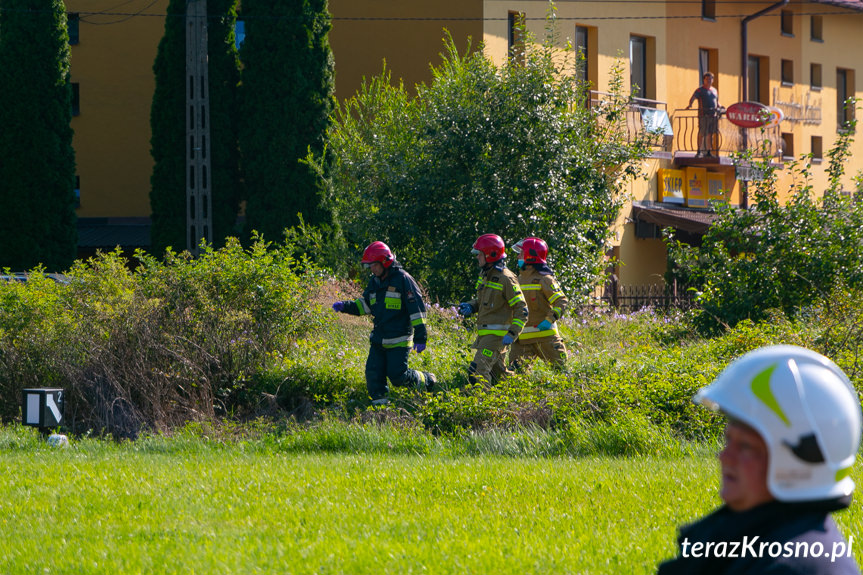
671,109,783,159
588,91,672,154
587,91,784,160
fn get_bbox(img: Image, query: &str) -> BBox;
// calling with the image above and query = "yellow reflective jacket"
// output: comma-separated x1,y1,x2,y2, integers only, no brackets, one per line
517,265,568,341
467,262,528,339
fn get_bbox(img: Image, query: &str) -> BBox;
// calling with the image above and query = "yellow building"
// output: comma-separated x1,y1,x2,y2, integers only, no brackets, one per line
68,0,863,285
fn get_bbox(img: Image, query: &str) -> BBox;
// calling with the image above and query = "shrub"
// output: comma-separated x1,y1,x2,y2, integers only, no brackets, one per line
320,25,651,301
666,112,863,333
0,238,321,437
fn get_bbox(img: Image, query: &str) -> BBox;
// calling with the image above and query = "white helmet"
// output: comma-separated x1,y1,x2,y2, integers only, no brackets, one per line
695,345,862,502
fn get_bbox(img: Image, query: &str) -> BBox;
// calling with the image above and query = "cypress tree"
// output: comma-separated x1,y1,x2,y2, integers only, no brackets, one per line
149,0,242,256
0,0,77,271
239,0,336,242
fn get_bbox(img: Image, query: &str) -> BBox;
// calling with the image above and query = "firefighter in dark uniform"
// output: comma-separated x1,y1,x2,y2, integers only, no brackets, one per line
457,234,528,386
658,345,861,575
332,242,436,405
510,237,569,368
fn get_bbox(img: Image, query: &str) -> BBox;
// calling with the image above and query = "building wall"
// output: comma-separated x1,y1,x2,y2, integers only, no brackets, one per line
68,0,481,220
68,0,167,218
329,0,482,101
65,0,862,284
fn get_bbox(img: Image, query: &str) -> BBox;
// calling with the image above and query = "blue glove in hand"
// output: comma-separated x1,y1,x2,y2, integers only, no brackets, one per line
537,319,553,331
413,343,426,353
458,303,473,317
502,334,514,346
332,301,345,313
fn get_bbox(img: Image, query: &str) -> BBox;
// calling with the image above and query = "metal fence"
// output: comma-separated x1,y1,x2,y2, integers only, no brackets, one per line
586,280,698,312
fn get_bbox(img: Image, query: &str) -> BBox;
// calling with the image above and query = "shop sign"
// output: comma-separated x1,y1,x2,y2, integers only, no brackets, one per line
725,101,770,128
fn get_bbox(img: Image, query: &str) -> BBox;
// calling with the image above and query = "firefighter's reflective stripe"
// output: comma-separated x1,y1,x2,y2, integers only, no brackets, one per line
521,284,542,291
356,298,372,315
518,324,559,340
474,276,484,290
553,306,563,318
477,323,508,337
508,294,526,307
485,281,504,291
548,291,565,304
381,335,413,348
512,318,526,330
410,311,427,327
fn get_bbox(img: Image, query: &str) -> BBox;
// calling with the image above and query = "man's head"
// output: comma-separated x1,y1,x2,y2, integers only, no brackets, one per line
703,72,715,85
472,234,506,268
361,241,394,278
512,237,548,269
695,345,861,506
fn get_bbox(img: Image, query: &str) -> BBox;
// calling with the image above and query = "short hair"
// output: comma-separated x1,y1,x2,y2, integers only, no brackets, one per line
703,72,715,80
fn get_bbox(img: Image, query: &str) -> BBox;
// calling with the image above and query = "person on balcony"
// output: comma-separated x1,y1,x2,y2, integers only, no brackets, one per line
687,72,721,158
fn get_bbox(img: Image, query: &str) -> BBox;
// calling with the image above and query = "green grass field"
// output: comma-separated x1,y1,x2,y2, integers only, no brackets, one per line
1,427,861,574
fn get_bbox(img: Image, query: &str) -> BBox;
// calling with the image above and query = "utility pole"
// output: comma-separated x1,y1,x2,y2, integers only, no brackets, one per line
185,0,212,255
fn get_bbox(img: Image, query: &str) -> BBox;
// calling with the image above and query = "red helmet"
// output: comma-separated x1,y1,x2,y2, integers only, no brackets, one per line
512,237,548,264
361,241,394,268
472,234,506,263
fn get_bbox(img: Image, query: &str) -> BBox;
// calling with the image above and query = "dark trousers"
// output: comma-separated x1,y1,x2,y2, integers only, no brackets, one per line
365,343,423,400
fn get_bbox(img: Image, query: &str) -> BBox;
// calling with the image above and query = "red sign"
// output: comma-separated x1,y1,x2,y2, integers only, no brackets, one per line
725,101,770,128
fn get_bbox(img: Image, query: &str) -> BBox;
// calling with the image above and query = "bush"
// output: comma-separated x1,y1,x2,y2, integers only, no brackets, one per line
666,112,863,333
0,238,321,437
320,25,651,301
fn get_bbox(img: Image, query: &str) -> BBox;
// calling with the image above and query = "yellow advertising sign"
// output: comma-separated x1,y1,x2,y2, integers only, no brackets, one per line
658,168,685,204
685,167,708,208
707,172,728,203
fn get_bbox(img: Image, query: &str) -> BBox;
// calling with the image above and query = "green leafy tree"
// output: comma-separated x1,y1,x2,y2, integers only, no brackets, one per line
0,0,77,271
149,0,242,256
666,104,863,332
321,22,651,301
239,0,336,242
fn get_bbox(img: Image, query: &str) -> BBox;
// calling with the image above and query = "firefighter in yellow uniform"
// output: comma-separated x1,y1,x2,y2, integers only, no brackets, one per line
457,234,528,386
510,237,568,368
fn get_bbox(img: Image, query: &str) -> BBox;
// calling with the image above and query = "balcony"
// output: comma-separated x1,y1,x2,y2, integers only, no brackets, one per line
588,92,784,167
589,92,673,159
671,109,783,167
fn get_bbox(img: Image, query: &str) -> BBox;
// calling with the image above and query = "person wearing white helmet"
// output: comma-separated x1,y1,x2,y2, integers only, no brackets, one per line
658,345,861,574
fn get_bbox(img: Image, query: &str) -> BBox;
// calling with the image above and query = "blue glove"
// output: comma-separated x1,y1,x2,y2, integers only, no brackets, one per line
413,343,426,353
458,302,473,317
502,334,514,346
332,301,345,313
537,319,553,331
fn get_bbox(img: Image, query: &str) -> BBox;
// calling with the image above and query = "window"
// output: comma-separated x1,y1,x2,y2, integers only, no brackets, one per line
68,13,79,45
811,136,823,162
699,48,718,84
575,25,589,84
702,0,716,21
811,63,822,89
630,36,647,99
837,68,856,130
71,82,80,116
781,59,794,85
74,176,80,208
508,11,526,66
747,55,768,104
781,10,793,36
811,15,823,42
235,20,245,50
781,132,794,159
574,25,598,89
